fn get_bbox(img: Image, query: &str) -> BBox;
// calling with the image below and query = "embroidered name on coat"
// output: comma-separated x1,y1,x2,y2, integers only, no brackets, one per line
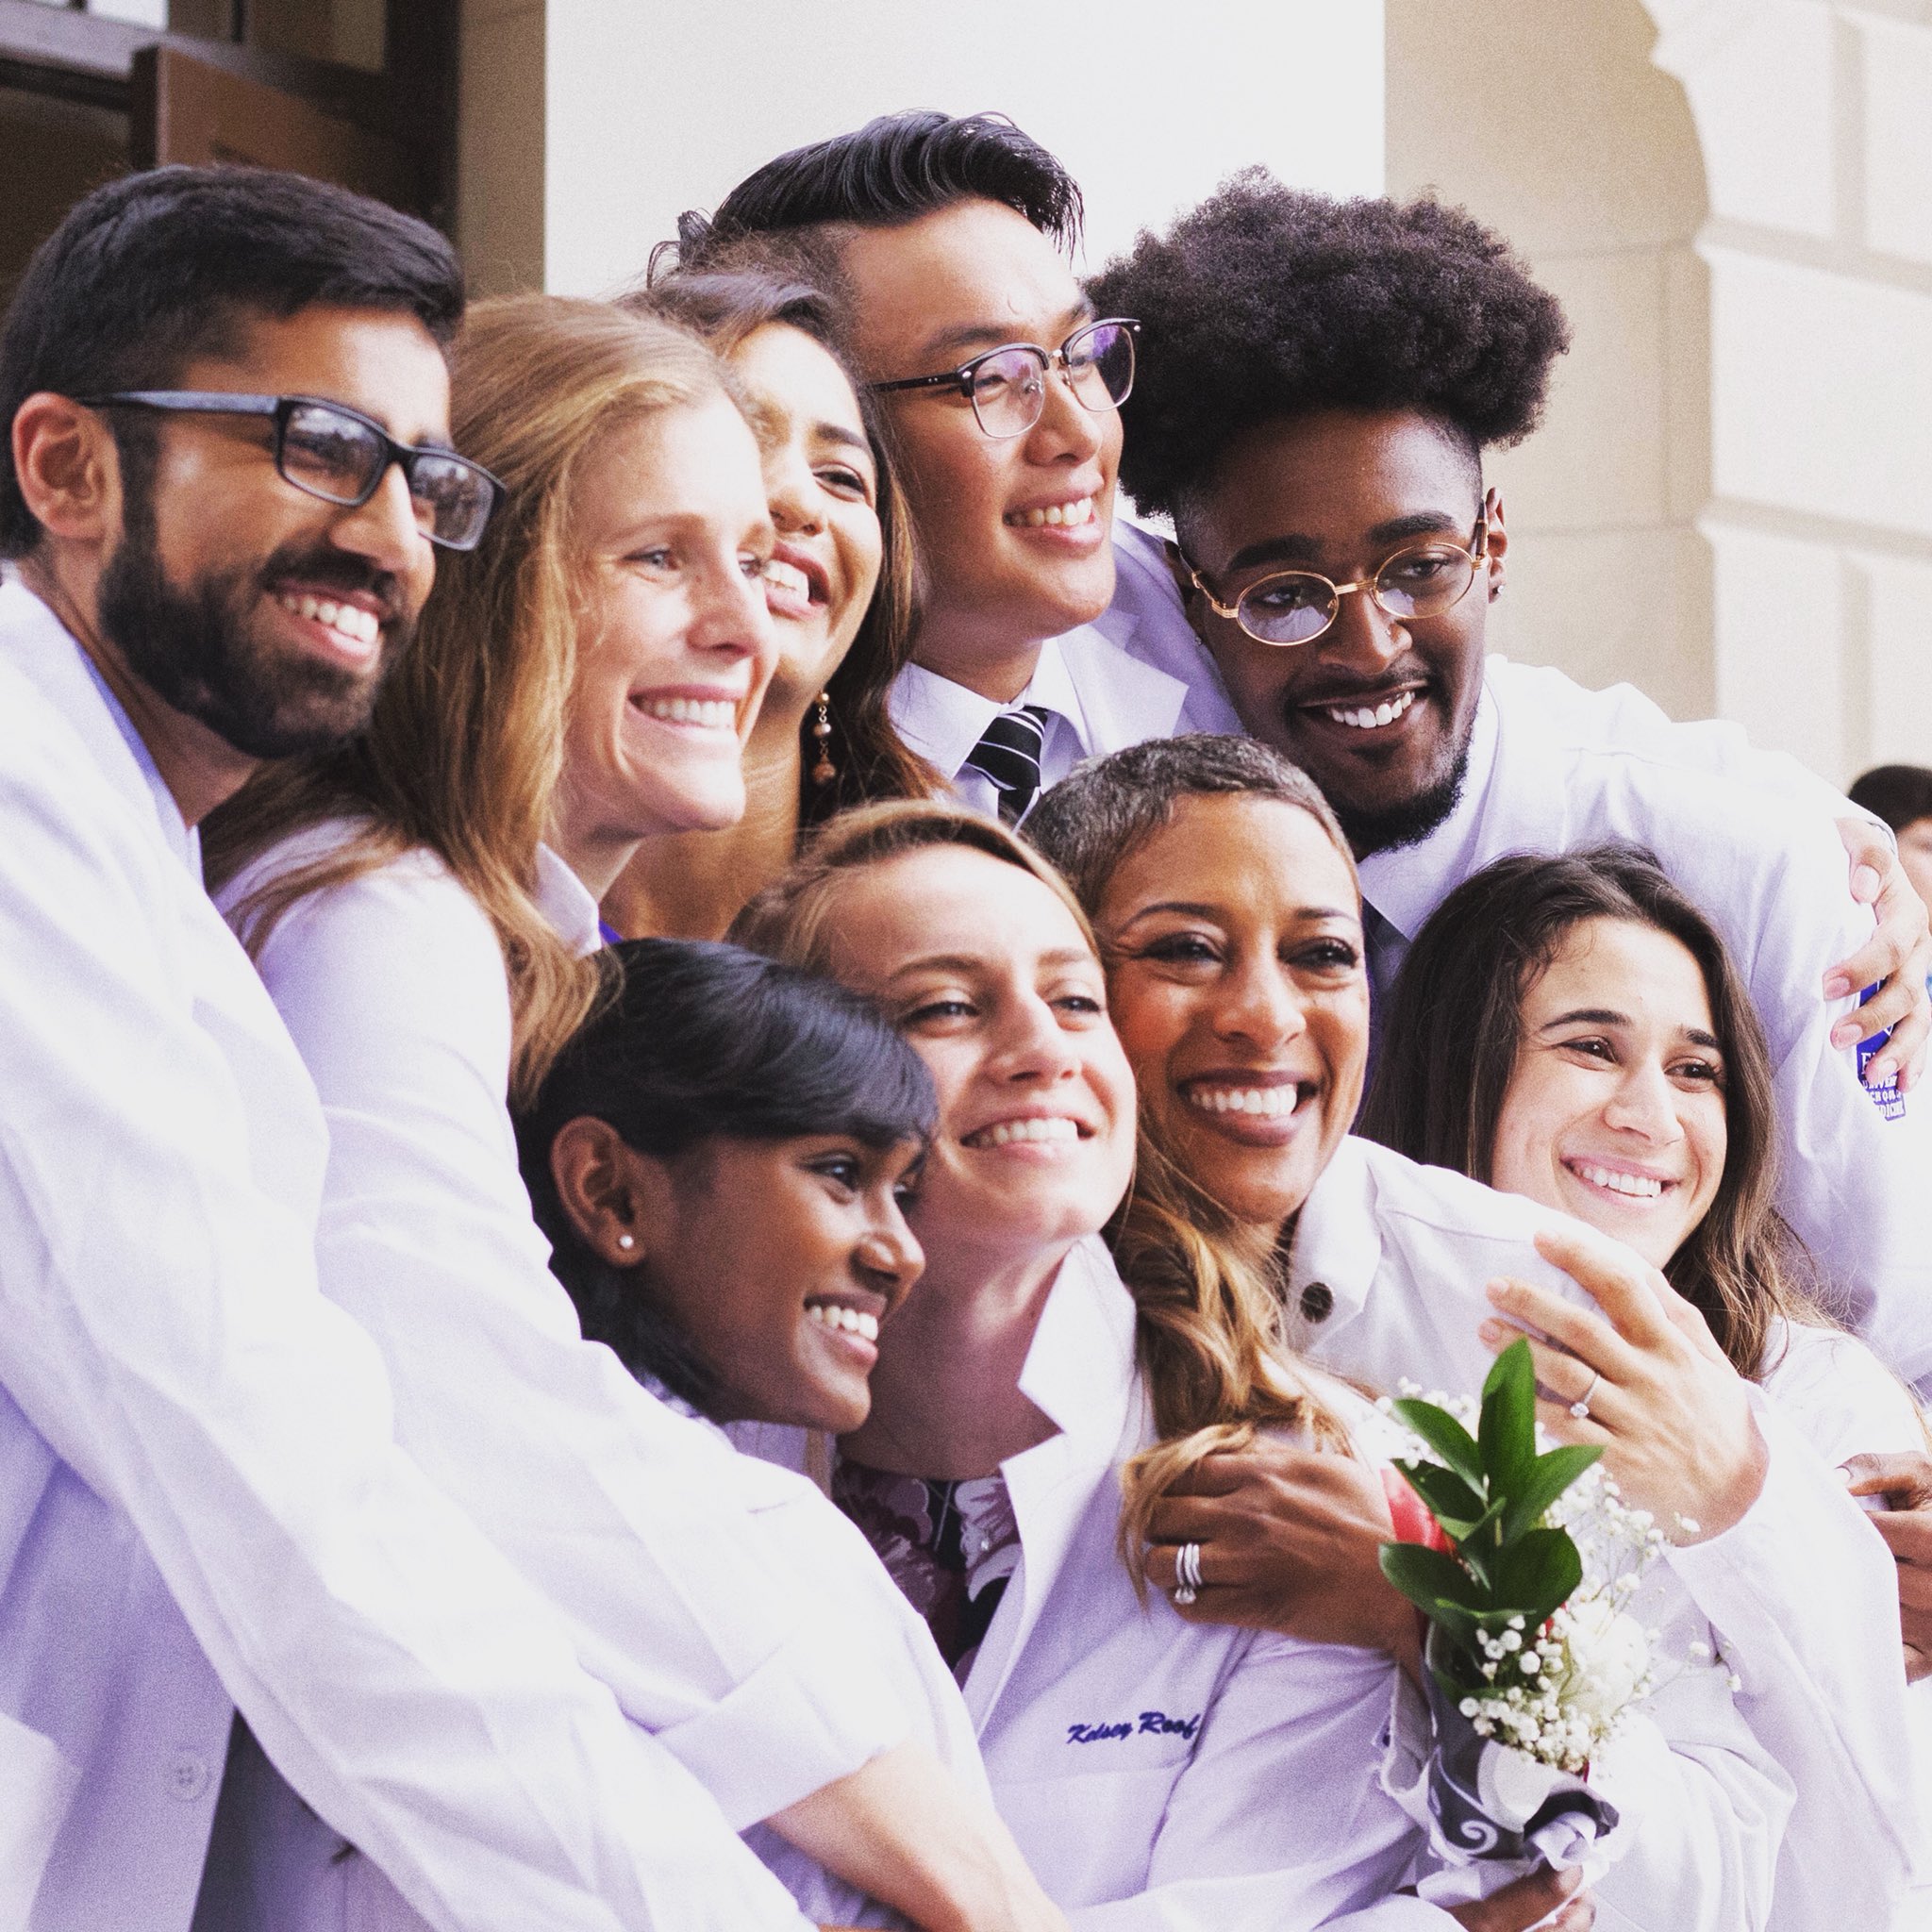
1066,1709,1202,1744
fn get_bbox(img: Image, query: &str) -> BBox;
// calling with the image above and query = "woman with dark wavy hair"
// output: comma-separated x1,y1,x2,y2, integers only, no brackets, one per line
603,259,933,941
1360,846,1822,1379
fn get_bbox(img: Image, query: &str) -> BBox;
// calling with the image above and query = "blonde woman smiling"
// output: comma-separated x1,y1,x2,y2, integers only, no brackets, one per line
604,265,933,942
203,299,1054,1932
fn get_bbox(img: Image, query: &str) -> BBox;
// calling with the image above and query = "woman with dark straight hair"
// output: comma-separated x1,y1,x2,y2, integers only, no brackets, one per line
603,259,935,942
1358,845,1815,1380
515,938,935,1432
1364,843,1932,1932
513,939,1043,1928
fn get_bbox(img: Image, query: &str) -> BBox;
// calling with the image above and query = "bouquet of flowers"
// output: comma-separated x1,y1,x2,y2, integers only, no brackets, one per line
1376,1339,1665,1882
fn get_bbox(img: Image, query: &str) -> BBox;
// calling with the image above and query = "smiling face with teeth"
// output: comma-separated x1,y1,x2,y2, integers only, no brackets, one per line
1176,408,1507,857
552,394,780,892
76,307,445,780
1095,794,1369,1233
557,1120,925,1432
840,199,1121,699
728,323,884,733
818,843,1136,1272
1490,917,1727,1269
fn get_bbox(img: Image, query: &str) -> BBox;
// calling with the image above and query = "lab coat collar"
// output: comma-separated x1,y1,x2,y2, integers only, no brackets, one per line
0,577,198,876
1282,1137,1386,1332
1050,621,1189,754
1355,667,1504,944
965,1237,1141,1729
534,842,603,958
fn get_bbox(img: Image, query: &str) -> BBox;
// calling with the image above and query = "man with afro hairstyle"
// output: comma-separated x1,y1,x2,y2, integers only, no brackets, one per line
1087,173,1932,1391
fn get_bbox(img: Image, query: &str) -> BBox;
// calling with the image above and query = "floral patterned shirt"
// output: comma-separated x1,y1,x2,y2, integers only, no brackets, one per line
832,1460,1022,1682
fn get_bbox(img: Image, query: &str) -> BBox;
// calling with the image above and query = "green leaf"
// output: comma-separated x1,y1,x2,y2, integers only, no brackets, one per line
1492,1527,1584,1625
1390,1397,1483,1488
1393,1457,1487,1534
1479,1341,1538,1500
1378,1540,1483,1613
1448,1495,1509,1591
1500,1443,1605,1544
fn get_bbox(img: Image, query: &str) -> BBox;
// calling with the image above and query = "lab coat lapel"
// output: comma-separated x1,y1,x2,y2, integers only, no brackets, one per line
964,1240,1140,1731
1054,625,1188,754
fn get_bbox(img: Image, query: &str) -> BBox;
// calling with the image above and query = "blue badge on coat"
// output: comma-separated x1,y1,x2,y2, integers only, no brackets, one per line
1857,985,1907,1121
1066,1710,1201,1744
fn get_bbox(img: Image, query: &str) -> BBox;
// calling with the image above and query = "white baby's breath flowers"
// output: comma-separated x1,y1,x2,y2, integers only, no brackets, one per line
1388,1407,1689,1775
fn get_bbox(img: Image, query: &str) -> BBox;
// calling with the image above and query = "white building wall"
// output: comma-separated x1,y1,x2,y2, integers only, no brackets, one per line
458,2,1384,297
1385,0,1717,723
1653,0,1932,783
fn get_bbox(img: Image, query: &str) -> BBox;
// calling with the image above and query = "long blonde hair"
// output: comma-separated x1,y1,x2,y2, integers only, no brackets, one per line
204,295,736,1101
732,798,1344,1587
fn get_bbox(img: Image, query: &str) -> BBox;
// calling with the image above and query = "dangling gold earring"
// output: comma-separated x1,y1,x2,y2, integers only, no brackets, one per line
810,691,837,787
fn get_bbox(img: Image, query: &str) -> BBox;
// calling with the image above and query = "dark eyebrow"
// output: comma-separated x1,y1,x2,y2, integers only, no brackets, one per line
1541,1008,1628,1031
1541,1008,1723,1054
914,296,1095,370
1116,898,1360,926
814,422,874,459
1223,510,1468,576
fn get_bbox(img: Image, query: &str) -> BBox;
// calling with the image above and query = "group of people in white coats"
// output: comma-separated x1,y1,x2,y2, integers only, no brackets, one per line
0,102,1928,1932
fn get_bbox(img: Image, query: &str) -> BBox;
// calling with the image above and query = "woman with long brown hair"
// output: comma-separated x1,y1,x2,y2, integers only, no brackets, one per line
200,295,1061,1932
601,263,933,941
1027,737,1917,1932
1360,845,1932,1932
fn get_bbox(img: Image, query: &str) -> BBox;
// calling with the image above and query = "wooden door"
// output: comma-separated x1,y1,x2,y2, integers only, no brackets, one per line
131,42,418,208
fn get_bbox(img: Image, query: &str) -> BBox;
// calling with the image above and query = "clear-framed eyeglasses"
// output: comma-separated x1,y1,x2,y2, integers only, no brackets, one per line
869,317,1139,440
75,390,503,551
1187,517,1490,646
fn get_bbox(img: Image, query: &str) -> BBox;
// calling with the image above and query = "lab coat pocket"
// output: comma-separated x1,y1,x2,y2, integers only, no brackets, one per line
995,1759,1184,1907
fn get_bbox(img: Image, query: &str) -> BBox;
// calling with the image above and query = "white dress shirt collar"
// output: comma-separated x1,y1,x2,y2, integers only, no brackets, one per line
1355,668,1503,943
0,578,197,875
888,633,1089,786
888,625,1191,814
534,842,603,957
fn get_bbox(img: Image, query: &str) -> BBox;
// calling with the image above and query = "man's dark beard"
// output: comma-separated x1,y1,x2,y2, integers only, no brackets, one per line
95,456,410,760
1330,732,1473,859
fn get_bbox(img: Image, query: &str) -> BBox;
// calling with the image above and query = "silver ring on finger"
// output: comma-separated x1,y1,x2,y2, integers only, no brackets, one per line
1172,1540,1204,1606
1570,1369,1603,1421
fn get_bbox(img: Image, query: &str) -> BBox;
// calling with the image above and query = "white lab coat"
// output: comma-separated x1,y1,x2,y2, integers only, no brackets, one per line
1091,529,1932,1386
1289,1136,1916,1930
0,577,816,1932
924,1238,1453,1930
209,823,919,1924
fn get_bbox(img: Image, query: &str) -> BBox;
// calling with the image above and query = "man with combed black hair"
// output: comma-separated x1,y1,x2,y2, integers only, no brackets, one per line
688,112,1222,824
1086,174,1932,1374
0,165,962,1932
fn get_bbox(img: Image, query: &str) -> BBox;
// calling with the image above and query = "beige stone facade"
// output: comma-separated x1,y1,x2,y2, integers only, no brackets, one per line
458,3,1932,783
1390,0,1932,782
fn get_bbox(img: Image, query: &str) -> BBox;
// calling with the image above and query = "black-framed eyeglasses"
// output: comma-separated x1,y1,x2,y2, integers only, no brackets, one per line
1186,518,1490,646
868,317,1139,440
75,391,503,551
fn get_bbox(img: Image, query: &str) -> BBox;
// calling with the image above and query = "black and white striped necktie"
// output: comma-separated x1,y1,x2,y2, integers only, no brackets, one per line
962,704,1051,824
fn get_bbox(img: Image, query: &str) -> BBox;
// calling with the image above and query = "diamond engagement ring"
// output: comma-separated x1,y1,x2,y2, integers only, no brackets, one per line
1570,1369,1603,1421
1172,1541,1204,1606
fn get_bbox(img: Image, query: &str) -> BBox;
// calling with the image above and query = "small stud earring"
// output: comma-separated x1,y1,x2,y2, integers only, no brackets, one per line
810,691,836,787
616,1234,636,1251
